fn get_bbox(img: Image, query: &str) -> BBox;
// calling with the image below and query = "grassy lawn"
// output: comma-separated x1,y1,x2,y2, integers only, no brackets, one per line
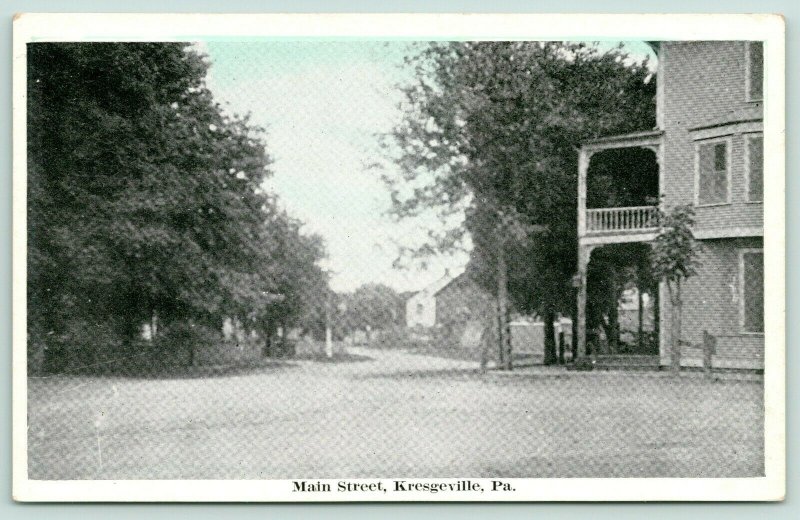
27,346,763,479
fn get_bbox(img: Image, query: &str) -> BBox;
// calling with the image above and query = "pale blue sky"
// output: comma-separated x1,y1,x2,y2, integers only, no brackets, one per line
203,41,655,292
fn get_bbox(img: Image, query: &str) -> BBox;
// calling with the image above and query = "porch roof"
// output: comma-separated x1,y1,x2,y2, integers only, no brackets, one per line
581,129,663,153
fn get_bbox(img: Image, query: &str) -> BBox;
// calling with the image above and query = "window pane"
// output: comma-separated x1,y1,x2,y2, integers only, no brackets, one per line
714,143,726,171
743,252,764,333
749,41,764,100
698,142,728,204
748,136,764,202
699,144,715,201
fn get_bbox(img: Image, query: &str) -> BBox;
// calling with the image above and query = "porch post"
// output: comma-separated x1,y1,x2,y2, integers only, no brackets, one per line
576,244,593,359
576,146,592,360
578,148,591,237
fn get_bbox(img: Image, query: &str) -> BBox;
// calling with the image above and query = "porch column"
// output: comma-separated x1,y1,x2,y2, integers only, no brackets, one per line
576,244,594,359
576,146,593,360
577,148,591,237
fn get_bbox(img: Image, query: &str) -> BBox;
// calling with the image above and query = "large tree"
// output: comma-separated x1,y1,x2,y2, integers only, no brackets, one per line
254,209,330,349
382,42,656,365
27,42,325,370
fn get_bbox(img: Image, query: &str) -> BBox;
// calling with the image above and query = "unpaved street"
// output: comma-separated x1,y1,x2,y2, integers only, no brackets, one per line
27,347,764,479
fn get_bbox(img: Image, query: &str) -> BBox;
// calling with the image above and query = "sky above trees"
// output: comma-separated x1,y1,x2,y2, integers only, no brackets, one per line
203,40,655,292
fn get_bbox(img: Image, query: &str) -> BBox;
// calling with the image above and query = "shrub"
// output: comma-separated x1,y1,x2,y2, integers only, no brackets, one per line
156,321,222,366
32,319,126,374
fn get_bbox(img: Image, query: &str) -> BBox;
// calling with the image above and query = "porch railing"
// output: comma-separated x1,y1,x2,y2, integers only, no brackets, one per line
585,206,659,234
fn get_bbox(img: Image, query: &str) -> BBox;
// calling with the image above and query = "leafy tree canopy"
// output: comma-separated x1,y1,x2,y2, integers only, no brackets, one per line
27,42,327,364
342,283,401,332
380,41,656,317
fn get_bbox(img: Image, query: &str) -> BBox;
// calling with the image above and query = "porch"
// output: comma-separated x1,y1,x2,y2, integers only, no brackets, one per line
583,205,660,245
576,130,664,360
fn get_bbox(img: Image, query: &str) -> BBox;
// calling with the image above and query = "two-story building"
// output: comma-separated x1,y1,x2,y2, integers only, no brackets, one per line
576,41,765,370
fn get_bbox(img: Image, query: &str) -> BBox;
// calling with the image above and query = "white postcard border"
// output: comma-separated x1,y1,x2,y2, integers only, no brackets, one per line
12,12,786,502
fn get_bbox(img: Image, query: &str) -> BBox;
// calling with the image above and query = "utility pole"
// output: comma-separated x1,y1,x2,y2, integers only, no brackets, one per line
497,242,512,371
325,291,333,358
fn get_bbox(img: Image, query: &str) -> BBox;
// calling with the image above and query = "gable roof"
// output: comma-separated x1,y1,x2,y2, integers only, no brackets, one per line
433,271,472,298
408,268,462,300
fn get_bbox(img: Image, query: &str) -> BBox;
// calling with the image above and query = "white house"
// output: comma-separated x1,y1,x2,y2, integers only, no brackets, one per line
405,269,458,328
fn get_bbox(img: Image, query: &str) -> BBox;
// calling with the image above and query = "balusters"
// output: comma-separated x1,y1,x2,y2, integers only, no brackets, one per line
584,206,659,235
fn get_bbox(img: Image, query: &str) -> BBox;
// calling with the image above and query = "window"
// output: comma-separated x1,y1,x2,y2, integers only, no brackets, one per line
696,139,730,205
740,250,764,334
747,41,764,101
746,134,764,202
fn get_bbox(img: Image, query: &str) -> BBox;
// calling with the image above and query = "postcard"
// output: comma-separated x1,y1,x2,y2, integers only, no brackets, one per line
12,13,785,502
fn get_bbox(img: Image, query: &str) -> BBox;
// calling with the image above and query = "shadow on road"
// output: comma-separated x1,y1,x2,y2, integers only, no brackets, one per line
38,357,299,381
293,352,374,363
352,366,487,381
352,364,583,384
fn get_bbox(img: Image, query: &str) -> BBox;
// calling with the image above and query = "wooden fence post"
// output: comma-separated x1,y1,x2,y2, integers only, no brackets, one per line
702,330,716,375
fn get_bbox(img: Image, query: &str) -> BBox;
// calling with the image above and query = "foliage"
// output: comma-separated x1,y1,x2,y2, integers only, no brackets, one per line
650,205,699,297
381,41,656,321
342,283,402,334
157,322,223,366
252,210,330,339
27,42,328,369
587,242,658,350
649,204,699,371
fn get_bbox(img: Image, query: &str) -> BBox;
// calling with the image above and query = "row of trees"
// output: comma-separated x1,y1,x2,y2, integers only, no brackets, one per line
28,43,328,371
382,41,695,368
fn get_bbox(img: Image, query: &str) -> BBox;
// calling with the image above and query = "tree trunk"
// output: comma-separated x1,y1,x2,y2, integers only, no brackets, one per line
479,322,492,372
670,281,682,372
608,280,620,354
571,319,579,361
637,288,644,353
653,285,660,355
497,246,512,371
151,309,159,341
571,294,579,362
325,298,334,357
264,319,275,357
544,310,557,365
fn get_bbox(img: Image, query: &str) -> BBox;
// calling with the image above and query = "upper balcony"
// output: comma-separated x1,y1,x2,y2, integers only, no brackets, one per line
586,205,660,234
578,130,663,246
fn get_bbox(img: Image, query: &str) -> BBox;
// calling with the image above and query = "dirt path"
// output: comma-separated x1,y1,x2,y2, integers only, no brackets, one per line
27,346,764,479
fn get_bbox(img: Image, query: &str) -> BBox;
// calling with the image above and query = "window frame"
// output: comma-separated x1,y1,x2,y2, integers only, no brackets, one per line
739,248,765,335
745,41,764,103
694,135,733,207
744,132,764,203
